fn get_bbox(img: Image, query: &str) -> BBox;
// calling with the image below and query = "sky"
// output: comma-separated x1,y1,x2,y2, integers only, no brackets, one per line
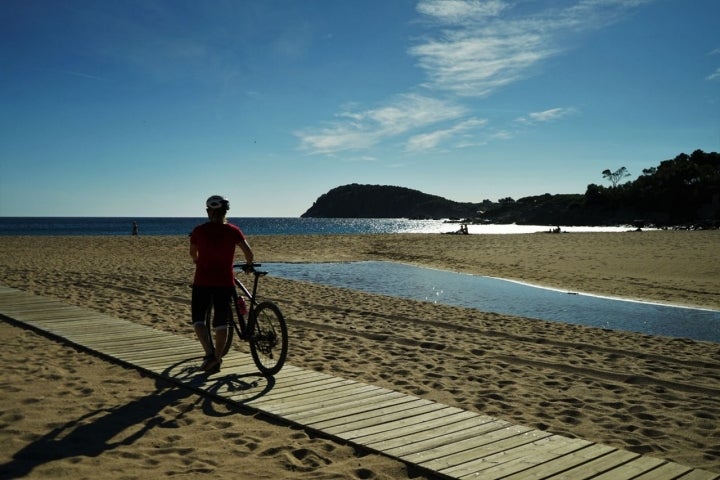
1,0,718,217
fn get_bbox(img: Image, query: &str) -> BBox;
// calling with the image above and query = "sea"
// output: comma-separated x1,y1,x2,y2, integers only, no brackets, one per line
0,217,639,236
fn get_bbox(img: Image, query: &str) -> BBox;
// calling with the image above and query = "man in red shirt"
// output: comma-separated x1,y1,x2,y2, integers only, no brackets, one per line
190,195,254,374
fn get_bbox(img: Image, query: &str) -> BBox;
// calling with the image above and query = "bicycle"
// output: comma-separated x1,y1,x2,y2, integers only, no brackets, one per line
203,263,288,376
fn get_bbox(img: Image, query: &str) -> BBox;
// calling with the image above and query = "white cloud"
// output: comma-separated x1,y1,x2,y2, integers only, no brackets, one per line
412,0,654,97
416,0,507,24
296,94,466,154
410,33,553,97
705,48,719,81
406,117,487,151
516,107,578,124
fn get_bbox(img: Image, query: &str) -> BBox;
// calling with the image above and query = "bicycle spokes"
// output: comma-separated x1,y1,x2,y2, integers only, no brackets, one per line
252,325,278,356
249,301,288,375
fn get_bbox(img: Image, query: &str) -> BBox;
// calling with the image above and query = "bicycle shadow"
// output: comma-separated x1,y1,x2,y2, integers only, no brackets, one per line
0,378,193,480
163,356,276,406
0,357,273,480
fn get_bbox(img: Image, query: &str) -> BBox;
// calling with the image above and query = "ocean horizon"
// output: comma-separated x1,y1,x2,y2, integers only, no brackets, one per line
0,217,641,236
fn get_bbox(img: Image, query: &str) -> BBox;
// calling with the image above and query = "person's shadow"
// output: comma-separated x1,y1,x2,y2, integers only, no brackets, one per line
0,357,270,479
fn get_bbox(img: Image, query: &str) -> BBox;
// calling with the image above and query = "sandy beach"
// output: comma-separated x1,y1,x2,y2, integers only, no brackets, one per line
1,231,719,478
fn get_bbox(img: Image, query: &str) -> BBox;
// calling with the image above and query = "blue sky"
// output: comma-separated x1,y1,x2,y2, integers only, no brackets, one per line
1,0,718,217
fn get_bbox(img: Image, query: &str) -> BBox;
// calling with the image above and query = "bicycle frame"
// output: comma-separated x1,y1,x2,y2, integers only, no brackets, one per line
204,263,288,376
229,267,265,340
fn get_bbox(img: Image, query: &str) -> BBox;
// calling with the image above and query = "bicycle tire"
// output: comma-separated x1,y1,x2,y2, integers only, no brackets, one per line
204,303,234,358
249,301,288,376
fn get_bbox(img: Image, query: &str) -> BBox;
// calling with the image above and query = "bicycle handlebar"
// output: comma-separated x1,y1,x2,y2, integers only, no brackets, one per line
233,263,267,276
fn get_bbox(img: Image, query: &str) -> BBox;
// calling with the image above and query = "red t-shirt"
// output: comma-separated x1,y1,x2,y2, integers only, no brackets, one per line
190,222,246,287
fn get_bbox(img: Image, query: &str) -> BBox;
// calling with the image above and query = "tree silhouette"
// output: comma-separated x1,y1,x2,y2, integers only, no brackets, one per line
602,166,631,187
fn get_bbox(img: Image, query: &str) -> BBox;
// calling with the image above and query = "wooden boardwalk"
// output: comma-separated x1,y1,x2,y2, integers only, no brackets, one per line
1,284,718,480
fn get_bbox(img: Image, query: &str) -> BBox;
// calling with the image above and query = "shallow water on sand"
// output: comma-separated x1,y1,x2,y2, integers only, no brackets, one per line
266,261,720,343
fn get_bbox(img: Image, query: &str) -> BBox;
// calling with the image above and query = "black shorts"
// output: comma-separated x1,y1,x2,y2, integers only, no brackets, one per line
191,286,234,328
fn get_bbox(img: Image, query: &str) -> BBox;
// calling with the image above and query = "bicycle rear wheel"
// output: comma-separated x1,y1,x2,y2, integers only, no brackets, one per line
249,301,288,376
204,303,234,358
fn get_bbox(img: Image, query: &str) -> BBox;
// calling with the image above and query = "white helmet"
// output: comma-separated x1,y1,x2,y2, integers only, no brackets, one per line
206,195,229,210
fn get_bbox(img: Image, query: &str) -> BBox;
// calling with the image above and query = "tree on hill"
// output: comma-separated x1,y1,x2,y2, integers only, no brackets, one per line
587,150,719,225
602,166,631,187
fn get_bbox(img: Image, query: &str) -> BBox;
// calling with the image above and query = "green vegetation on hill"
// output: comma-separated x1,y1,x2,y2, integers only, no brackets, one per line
301,150,720,227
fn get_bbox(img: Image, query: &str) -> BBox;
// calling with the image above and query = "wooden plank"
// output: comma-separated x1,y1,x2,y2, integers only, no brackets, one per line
57,322,158,334
115,350,198,366
253,384,389,414
385,418,514,458
109,345,197,360
444,435,592,479
502,443,617,480
93,338,197,354
298,392,419,426
252,382,383,407
265,375,349,393
253,370,339,390
678,470,720,480
4,307,111,318
18,317,120,330
632,461,692,480
406,425,542,467
66,328,167,340
318,399,444,434
78,331,186,344
543,448,640,480
332,403,457,442
274,387,403,421
5,310,103,321
0,299,67,310
419,430,553,473
243,377,356,405
590,455,667,480
103,338,196,353
263,364,319,380
361,408,479,447
29,323,144,338
288,391,415,426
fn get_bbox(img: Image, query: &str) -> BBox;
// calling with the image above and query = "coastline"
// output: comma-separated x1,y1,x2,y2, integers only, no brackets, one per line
1,232,719,477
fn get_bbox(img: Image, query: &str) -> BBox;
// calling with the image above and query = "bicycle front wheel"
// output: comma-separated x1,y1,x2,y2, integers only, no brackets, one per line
249,301,288,376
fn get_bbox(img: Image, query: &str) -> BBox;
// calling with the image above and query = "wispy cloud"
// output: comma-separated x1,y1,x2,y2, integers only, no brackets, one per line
416,0,508,24
516,107,578,125
411,0,653,97
48,68,108,81
708,49,720,81
296,94,466,154
406,117,487,151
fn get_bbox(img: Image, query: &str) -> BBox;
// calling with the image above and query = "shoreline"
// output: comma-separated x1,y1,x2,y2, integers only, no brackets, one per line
1,232,719,477
481,274,720,312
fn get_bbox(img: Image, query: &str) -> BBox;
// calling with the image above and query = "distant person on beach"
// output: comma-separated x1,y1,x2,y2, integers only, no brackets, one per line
131,221,138,236
189,195,254,374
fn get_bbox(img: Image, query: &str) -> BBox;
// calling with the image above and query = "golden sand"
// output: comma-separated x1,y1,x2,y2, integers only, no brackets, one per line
1,231,719,478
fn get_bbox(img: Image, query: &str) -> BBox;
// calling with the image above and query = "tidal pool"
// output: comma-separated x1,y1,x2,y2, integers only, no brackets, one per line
266,261,720,343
